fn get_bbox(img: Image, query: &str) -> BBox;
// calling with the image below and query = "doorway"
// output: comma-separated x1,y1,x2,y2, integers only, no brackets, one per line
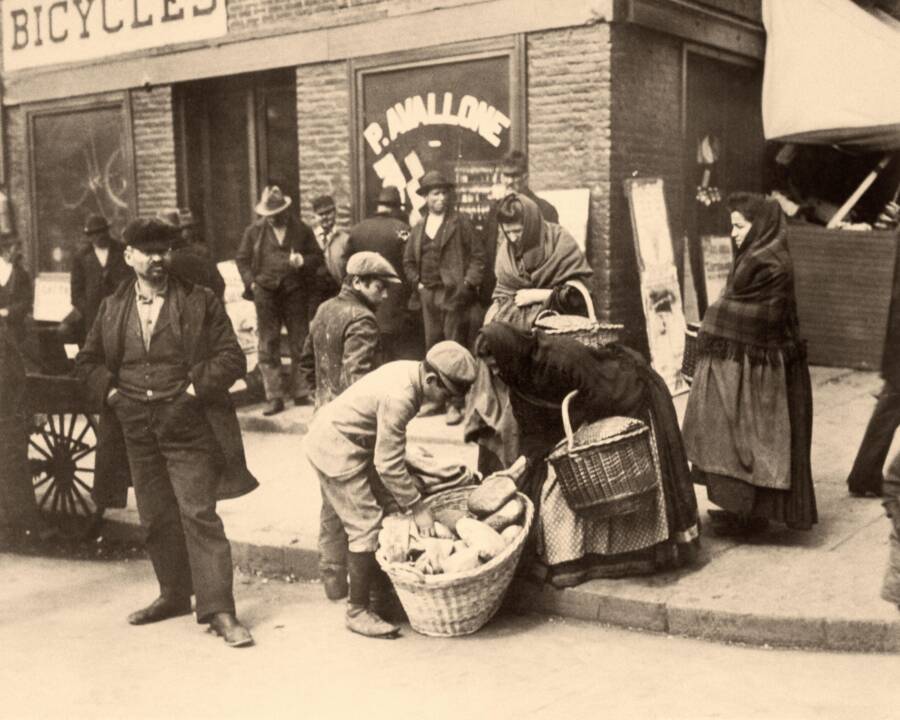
174,69,299,261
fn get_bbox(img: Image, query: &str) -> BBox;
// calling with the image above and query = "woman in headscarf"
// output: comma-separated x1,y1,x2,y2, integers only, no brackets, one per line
473,321,700,586
486,192,594,330
682,192,815,536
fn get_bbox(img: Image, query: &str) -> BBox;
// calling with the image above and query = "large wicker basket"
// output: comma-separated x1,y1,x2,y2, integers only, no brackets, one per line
681,322,700,383
533,281,623,349
547,390,659,519
377,486,534,637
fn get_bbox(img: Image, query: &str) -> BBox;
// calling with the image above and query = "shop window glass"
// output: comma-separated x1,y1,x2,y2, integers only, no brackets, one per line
359,54,513,229
31,105,132,273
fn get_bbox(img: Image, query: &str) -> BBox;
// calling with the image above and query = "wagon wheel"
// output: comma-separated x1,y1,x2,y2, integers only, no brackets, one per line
29,413,104,539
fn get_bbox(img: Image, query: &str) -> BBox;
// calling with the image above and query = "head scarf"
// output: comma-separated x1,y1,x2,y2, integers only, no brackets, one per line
497,192,544,263
699,195,800,364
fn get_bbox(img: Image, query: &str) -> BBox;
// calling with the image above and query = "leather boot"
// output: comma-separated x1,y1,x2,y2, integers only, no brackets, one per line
128,595,192,625
346,552,399,638
263,398,285,416
208,612,254,648
321,566,349,601
369,564,406,623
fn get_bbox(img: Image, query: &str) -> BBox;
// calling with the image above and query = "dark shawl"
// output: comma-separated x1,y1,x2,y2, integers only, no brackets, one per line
476,322,699,539
699,197,803,365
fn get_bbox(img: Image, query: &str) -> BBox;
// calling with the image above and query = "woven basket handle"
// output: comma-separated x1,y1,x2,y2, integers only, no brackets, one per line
560,389,579,451
563,280,597,322
533,309,557,326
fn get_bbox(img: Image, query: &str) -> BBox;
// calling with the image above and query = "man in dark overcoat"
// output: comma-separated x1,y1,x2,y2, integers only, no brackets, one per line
0,236,32,348
298,251,398,600
75,218,258,648
402,170,485,424
235,186,322,416
347,186,412,361
64,214,130,346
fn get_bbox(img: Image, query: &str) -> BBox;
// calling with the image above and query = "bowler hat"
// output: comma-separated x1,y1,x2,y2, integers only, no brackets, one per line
425,341,476,397
346,251,401,284
156,208,181,227
255,186,292,217
376,186,403,208
499,150,528,176
122,218,178,254
83,214,110,235
312,195,336,214
416,170,454,197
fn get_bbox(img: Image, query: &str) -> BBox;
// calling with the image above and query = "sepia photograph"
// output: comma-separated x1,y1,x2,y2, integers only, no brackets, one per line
1,0,899,718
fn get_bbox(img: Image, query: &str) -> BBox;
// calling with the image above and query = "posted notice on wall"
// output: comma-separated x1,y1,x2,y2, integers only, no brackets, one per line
3,0,227,71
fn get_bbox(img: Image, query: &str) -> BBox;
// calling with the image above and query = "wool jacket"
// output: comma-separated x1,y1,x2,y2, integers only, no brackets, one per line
403,211,485,311
235,215,322,294
74,277,258,507
304,360,425,510
298,285,381,410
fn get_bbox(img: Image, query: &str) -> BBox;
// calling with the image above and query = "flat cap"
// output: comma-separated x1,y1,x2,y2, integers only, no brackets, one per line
425,341,476,397
122,218,179,253
346,251,401,283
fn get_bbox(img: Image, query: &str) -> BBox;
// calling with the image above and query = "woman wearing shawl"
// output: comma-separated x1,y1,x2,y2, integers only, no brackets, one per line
474,322,700,587
682,192,815,535
486,193,594,330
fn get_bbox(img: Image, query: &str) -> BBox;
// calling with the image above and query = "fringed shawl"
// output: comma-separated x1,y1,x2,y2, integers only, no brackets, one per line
698,198,803,366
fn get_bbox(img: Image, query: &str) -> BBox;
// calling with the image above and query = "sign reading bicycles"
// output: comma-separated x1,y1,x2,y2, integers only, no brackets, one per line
2,0,227,71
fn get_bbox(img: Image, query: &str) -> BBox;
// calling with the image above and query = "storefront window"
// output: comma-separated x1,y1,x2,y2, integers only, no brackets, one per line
355,46,521,229
30,103,133,273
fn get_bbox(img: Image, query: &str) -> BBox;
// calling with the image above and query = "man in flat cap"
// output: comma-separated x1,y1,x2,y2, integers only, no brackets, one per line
304,339,476,637
63,214,130,346
347,186,413,361
236,186,322,415
75,218,258,648
310,195,350,310
299,251,400,600
402,170,485,424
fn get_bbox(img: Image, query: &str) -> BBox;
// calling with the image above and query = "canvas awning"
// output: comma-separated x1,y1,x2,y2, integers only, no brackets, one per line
762,0,900,151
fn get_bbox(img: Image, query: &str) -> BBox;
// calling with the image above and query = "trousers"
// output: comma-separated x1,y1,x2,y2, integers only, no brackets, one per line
254,284,310,400
847,381,900,494
113,394,234,622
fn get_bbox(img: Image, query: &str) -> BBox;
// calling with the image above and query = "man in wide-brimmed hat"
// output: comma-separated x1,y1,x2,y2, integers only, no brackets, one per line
75,218,258,648
402,170,485,424
235,185,322,415
347,186,413,361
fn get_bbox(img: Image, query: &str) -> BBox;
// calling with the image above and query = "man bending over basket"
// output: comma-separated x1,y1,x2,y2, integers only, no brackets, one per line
303,341,476,638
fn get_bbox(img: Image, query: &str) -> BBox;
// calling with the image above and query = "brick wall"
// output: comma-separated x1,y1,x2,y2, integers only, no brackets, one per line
130,87,178,217
609,23,685,350
526,24,614,321
228,0,387,34
296,62,353,228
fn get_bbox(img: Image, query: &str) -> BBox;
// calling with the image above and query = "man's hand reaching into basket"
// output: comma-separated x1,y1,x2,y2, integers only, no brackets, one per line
411,499,436,537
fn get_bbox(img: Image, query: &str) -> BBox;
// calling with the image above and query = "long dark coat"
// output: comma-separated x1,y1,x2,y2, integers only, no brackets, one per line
74,277,258,508
70,241,131,338
402,212,485,311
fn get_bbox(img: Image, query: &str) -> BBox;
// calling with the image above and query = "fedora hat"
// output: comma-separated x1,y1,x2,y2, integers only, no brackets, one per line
255,186,292,217
376,186,403,208
416,170,454,197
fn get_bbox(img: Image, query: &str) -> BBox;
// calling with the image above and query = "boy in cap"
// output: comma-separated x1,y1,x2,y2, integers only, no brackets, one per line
304,340,477,637
299,251,400,600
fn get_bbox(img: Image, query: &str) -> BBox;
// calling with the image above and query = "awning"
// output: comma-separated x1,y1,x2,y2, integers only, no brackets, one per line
762,0,900,151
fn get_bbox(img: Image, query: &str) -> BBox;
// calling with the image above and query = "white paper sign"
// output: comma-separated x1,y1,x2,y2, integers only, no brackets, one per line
538,188,590,254
3,0,227,71
33,273,72,322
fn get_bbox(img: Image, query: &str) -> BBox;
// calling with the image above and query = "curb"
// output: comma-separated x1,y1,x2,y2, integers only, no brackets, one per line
102,519,900,653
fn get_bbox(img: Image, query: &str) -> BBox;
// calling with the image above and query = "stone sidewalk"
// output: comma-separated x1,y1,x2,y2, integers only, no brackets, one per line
105,367,900,652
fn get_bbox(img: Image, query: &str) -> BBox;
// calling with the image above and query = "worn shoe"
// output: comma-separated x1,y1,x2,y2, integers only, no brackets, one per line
127,596,192,625
262,399,285,416
322,569,349,601
208,612,254,648
345,605,400,638
370,588,407,624
445,405,464,426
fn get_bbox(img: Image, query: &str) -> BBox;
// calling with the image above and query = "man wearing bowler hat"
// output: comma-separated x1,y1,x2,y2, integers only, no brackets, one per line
310,194,350,308
75,218,258,647
402,171,484,424
235,186,323,416
63,214,130,346
348,186,412,361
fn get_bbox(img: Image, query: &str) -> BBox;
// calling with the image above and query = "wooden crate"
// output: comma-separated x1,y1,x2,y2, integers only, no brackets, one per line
789,225,898,370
